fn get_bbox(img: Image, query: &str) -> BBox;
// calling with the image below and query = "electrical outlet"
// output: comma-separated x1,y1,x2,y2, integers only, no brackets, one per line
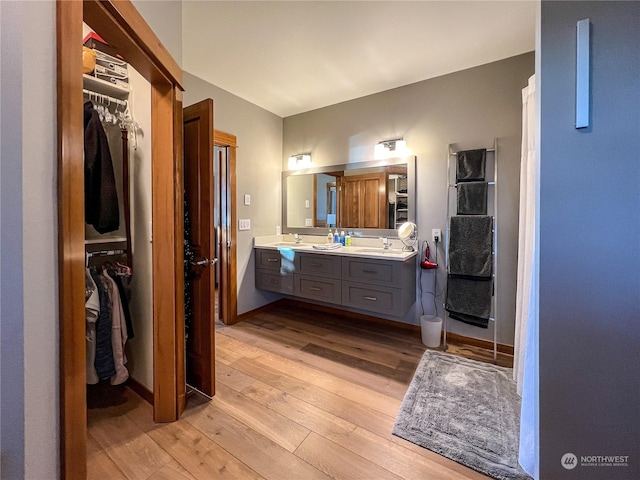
276,226,281,235
432,228,441,243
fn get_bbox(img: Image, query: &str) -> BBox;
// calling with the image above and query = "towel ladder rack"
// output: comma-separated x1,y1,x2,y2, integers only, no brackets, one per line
444,139,499,362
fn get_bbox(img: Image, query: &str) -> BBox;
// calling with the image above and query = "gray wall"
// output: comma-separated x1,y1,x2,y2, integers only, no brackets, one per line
183,72,284,315
132,0,182,67
539,2,640,478
0,1,58,478
283,53,534,345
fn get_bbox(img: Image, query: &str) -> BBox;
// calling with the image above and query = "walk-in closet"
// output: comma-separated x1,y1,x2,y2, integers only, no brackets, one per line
57,2,184,477
82,22,155,407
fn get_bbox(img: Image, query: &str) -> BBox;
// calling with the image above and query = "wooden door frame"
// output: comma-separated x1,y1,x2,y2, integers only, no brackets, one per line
57,1,184,478
214,130,239,324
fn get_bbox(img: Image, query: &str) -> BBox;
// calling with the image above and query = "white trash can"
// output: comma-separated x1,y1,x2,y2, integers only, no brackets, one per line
420,315,442,348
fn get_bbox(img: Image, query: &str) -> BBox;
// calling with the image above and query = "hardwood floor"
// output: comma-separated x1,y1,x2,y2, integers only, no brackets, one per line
87,305,512,480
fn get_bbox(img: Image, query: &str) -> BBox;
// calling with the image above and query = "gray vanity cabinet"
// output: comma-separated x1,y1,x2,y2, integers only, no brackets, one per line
295,253,342,304
342,256,416,316
254,248,295,294
255,248,416,317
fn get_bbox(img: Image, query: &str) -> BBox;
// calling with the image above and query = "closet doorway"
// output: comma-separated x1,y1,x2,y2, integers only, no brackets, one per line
57,1,184,478
213,130,238,326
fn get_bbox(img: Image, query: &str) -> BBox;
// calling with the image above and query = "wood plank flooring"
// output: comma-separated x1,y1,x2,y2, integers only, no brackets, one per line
87,304,512,480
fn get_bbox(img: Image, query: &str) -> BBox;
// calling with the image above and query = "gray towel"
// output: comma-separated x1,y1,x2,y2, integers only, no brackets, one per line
445,275,493,328
448,215,493,277
456,149,486,182
457,182,488,215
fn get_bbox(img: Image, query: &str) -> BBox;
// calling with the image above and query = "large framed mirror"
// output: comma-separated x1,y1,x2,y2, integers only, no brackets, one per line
282,156,416,236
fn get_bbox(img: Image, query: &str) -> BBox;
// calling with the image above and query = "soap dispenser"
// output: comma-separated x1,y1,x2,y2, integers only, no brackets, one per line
333,230,339,243
327,229,333,243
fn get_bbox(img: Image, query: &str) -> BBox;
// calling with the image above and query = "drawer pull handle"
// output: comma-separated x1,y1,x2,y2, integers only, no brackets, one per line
362,269,377,274
310,287,322,291
310,263,322,267
363,296,377,301
270,279,278,284
267,258,278,262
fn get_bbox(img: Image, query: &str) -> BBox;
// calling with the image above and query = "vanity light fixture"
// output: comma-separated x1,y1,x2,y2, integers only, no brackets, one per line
374,138,407,160
288,153,312,169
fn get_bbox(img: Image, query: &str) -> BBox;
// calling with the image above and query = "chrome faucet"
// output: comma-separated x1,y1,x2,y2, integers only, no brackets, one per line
381,237,392,250
290,233,303,244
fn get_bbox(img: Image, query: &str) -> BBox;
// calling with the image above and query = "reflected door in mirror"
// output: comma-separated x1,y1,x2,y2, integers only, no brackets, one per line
339,172,388,228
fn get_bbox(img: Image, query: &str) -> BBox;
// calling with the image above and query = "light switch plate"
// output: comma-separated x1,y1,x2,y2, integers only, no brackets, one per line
305,218,313,227
305,199,310,208
244,194,251,206
239,219,251,231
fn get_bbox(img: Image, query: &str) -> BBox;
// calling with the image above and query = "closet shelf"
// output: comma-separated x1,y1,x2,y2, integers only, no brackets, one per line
85,236,127,245
83,74,129,99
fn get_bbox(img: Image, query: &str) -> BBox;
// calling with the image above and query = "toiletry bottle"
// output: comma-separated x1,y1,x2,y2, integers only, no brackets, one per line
345,232,352,246
340,230,346,246
333,230,339,243
327,229,333,243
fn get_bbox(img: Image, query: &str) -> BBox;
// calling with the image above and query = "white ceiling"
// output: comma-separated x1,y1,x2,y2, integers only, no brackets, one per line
183,1,536,118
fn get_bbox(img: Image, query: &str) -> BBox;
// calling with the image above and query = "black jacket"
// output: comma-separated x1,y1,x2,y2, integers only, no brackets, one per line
84,101,119,233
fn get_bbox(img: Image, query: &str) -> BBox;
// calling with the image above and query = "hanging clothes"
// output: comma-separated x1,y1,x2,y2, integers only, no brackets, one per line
110,272,134,340
84,100,120,233
89,269,116,380
85,269,100,385
101,270,129,385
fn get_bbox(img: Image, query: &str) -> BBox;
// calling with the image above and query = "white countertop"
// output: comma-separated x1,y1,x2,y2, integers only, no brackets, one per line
254,234,418,261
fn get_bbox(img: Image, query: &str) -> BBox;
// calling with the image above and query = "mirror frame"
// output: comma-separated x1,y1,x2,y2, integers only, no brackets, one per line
282,156,416,237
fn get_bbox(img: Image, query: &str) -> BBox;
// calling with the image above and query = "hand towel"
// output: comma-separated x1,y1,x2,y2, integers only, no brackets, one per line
456,149,486,182
457,182,488,215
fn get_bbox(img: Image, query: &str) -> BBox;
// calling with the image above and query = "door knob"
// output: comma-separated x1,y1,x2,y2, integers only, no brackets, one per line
191,257,210,266
210,258,218,265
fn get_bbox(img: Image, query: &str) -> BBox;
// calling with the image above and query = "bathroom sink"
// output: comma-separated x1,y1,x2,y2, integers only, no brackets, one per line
267,242,314,248
350,247,408,256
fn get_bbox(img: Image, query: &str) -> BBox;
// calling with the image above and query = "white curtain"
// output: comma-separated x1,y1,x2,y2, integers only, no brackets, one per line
516,75,539,479
514,74,537,395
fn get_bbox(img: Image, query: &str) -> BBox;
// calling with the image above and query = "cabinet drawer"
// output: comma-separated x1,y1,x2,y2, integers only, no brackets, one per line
255,270,294,294
295,275,342,303
342,283,400,315
342,257,401,286
257,249,286,271
298,253,341,278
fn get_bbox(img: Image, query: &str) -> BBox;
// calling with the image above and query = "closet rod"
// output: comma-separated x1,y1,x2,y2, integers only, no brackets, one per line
83,88,127,108
87,249,126,258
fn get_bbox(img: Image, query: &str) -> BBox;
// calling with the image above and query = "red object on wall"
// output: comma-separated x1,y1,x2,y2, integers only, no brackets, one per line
420,243,437,270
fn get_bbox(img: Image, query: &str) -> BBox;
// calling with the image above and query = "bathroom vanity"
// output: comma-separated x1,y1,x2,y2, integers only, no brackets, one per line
254,239,417,317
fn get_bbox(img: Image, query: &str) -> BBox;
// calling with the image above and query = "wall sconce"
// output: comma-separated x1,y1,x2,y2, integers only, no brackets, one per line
374,138,407,160
287,153,312,169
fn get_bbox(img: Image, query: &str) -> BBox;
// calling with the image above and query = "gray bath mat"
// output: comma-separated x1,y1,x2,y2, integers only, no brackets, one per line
393,350,531,480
